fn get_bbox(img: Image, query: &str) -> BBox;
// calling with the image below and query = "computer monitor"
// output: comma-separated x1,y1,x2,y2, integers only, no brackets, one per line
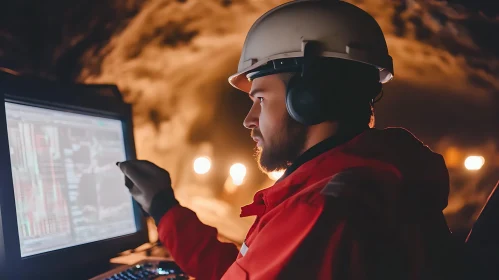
0,71,149,279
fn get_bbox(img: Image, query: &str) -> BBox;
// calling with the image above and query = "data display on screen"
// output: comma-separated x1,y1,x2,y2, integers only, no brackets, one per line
5,102,137,257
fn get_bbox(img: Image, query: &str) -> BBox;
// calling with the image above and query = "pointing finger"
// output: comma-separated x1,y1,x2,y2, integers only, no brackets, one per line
116,160,149,187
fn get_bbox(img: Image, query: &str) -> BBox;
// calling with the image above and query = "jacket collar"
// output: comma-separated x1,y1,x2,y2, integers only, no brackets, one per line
279,127,368,182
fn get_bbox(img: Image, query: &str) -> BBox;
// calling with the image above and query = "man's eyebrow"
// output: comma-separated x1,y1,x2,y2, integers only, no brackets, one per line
249,89,264,98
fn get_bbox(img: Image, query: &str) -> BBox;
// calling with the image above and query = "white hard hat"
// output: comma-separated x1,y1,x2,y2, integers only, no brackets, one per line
228,0,394,93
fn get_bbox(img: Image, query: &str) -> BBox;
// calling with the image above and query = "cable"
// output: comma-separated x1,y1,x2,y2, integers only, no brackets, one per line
373,88,384,104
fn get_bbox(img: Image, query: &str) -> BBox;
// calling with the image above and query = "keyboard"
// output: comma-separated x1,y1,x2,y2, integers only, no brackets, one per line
90,258,190,280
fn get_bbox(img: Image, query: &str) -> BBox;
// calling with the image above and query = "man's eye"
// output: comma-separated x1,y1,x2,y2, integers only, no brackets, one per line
257,97,264,102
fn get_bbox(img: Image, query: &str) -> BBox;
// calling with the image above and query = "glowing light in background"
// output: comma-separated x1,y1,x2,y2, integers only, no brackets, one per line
230,163,247,186
268,170,285,181
464,156,485,171
193,157,211,174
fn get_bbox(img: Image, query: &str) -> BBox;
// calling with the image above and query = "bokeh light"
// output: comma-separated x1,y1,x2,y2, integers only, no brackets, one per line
268,170,284,181
193,157,211,174
230,163,247,186
464,156,485,171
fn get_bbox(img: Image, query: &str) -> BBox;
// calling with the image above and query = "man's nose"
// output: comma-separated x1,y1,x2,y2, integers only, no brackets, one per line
243,102,260,129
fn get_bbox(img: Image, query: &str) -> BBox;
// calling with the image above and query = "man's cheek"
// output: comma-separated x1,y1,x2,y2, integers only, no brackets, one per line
258,113,268,132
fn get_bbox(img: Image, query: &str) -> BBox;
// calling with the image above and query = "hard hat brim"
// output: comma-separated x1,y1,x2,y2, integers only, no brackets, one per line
228,51,393,93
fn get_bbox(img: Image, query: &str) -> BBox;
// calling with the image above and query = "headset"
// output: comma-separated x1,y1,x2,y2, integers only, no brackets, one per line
247,41,382,126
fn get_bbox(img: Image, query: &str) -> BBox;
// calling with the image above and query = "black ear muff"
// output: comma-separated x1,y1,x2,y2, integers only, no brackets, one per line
283,41,383,126
285,41,328,126
286,74,327,126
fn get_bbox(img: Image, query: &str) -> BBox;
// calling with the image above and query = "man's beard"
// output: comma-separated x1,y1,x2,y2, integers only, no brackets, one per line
252,115,307,173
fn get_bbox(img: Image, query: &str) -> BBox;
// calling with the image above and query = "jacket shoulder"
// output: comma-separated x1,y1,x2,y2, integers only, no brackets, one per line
320,166,400,199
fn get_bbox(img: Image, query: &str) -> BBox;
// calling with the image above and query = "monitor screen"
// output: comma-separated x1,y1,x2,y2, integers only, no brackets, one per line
5,102,137,257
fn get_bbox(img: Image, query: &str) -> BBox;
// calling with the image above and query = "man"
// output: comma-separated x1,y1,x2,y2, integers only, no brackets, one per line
117,1,462,279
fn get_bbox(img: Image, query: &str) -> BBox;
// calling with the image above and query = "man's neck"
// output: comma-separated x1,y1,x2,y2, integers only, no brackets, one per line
301,121,340,155
280,124,368,181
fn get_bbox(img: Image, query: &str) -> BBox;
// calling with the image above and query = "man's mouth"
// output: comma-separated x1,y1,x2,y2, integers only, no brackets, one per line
251,130,263,147
252,137,262,147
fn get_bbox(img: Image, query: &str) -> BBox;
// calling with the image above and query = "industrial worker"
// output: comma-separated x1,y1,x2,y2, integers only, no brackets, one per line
117,1,462,279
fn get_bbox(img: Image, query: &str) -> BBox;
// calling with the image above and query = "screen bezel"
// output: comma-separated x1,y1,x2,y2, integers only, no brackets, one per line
0,73,149,279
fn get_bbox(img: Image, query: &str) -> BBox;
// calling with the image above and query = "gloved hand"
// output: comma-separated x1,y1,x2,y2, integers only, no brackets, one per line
117,160,179,223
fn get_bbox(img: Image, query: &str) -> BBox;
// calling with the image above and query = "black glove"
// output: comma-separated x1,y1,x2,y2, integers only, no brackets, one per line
117,160,179,224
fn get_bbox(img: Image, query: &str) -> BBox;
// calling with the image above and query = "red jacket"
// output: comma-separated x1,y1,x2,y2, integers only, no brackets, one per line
157,128,458,279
